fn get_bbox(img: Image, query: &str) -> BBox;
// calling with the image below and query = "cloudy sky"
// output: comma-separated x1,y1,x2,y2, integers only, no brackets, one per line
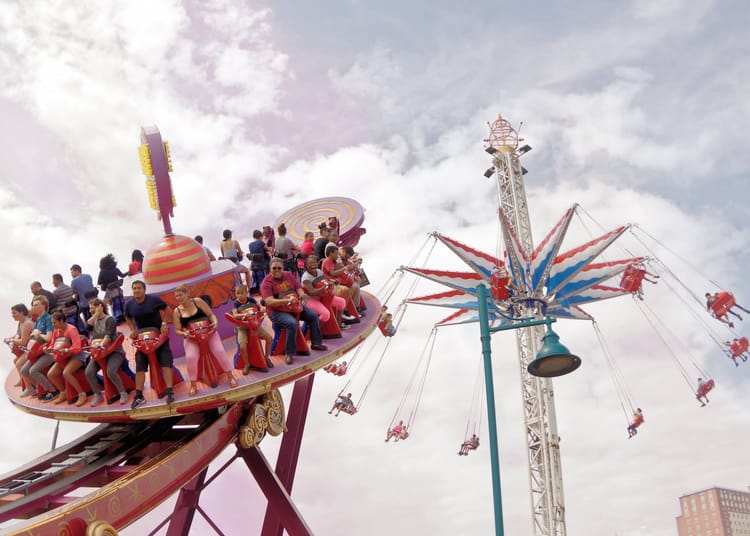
0,0,748,534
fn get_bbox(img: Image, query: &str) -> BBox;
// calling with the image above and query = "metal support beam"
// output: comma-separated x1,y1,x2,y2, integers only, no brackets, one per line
477,283,505,536
165,467,209,536
238,445,313,536
261,374,315,536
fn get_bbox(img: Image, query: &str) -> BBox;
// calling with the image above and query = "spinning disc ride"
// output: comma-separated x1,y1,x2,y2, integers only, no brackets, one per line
0,127,380,535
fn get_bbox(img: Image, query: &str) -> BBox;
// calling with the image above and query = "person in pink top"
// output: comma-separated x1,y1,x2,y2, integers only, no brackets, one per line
297,231,315,275
45,312,89,406
301,255,348,329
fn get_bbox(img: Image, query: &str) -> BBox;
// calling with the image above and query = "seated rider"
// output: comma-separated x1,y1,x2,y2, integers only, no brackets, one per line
706,292,749,327
725,338,748,366
696,377,710,407
324,360,347,375
627,408,644,438
328,392,356,416
458,434,480,456
379,306,396,336
385,420,406,442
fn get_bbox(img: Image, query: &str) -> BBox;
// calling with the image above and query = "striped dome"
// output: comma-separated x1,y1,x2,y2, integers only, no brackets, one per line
143,235,211,285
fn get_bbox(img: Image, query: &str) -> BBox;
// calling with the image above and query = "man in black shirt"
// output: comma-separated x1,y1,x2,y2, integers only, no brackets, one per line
125,280,174,408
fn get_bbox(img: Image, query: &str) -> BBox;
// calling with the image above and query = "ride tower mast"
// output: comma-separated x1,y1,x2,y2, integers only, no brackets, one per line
485,115,567,536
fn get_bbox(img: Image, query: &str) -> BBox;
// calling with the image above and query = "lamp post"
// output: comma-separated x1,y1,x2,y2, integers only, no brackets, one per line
476,283,581,535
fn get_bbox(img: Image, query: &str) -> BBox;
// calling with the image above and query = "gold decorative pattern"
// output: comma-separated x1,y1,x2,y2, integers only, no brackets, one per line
236,390,287,447
107,495,121,517
264,390,286,437
87,519,119,536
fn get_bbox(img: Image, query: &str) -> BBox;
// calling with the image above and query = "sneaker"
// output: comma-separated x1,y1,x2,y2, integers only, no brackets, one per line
285,355,293,365
310,344,328,351
54,392,67,404
340,323,351,330
75,393,87,407
265,357,275,368
91,392,103,407
166,389,174,404
41,391,57,402
342,312,356,321
20,387,33,398
119,392,128,405
131,395,146,409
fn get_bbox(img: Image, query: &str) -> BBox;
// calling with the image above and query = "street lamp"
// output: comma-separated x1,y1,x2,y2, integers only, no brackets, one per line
475,283,581,535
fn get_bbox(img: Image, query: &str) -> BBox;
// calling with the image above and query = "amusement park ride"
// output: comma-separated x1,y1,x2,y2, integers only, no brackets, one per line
0,126,378,535
1,117,741,536
375,115,737,535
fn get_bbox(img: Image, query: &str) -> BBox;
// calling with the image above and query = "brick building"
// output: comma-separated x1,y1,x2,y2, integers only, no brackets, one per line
676,487,750,535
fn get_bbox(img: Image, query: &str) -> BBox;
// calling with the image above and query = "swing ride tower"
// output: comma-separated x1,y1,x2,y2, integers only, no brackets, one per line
486,116,567,536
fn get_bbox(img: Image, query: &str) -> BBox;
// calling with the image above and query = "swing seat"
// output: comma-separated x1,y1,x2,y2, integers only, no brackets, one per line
338,403,357,415
697,379,715,398
731,337,750,356
619,264,647,293
377,321,395,337
490,270,510,301
711,291,736,317
324,363,347,376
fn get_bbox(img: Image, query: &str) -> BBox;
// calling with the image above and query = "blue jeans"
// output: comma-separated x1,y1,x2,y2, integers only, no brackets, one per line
269,306,322,355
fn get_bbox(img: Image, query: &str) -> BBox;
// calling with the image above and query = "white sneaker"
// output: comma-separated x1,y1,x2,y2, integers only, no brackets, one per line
119,392,128,405
20,387,33,398
91,393,102,407
340,323,351,330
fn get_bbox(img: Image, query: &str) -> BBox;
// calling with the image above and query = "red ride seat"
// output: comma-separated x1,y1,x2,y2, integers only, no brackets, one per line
186,319,223,388
491,268,510,300
132,328,184,398
620,264,647,293
224,310,268,371
697,379,715,398
711,291,736,317
89,333,135,404
314,278,342,339
271,299,310,357
49,337,95,403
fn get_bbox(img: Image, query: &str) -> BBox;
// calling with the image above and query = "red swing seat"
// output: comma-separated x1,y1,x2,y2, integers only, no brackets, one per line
620,264,647,293
697,379,715,398
731,337,749,357
490,268,510,300
711,291,736,317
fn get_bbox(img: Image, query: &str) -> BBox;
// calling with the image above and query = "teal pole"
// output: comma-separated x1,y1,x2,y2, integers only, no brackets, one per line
476,283,504,535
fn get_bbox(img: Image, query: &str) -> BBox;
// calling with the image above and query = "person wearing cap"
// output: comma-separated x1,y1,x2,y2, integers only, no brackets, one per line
220,229,250,287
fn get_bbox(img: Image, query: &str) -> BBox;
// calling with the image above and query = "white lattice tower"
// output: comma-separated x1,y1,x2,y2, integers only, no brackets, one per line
486,114,567,536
